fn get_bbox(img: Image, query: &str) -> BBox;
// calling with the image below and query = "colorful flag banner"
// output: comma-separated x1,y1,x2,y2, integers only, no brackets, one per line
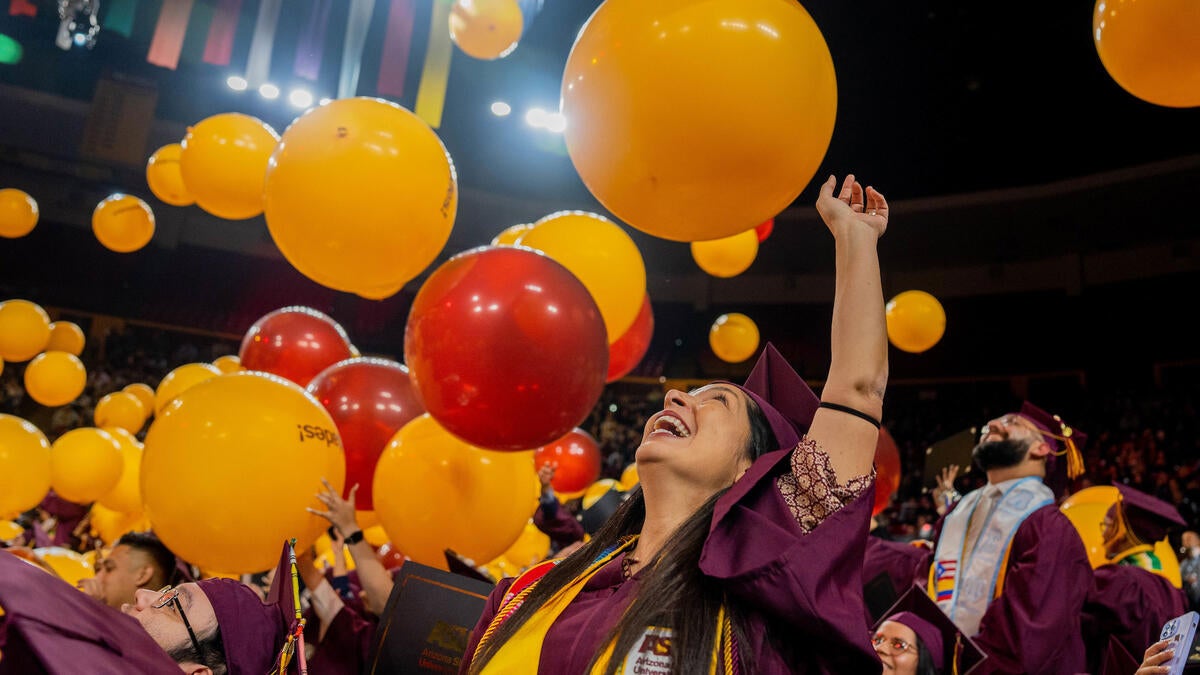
245,0,282,86
375,0,416,99
414,0,454,128
337,0,376,99
147,0,195,70
202,0,242,66
294,0,332,81
102,0,138,37
180,0,215,64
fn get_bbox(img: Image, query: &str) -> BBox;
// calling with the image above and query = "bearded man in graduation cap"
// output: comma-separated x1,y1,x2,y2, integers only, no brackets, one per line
0,540,303,674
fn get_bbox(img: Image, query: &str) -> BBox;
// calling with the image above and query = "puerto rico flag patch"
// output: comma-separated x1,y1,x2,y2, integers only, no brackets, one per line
933,560,956,602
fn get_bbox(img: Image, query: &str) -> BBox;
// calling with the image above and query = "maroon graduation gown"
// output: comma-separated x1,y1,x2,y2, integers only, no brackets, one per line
1083,563,1189,673
861,535,931,622
533,499,585,552
462,445,880,674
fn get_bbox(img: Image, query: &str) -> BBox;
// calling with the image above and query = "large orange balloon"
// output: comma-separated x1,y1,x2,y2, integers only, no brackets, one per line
93,194,156,253
0,188,38,238
154,362,222,414
142,372,346,574
50,427,123,503
517,211,646,342
96,427,143,514
94,391,148,434
872,427,901,516
1093,0,1200,108
145,143,195,207
449,0,524,60
0,299,51,362
709,312,760,363
0,414,51,518
46,321,85,356
606,294,654,382
180,113,279,220
24,351,86,407
690,228,759,278
264,97,458,297
373,414,539,569
885,290,946,354
561,0,836,242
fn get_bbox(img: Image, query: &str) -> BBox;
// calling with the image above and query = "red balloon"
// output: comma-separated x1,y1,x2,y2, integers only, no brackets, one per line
534,428,602,494
239,306,354,386
873,427,902,516
307,357,425,510
754,219,774,243
405,246,609,450
377,542,406,571
606,295,654,382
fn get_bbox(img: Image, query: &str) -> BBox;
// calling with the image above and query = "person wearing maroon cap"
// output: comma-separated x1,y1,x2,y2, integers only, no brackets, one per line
872,586,987,674
921,402,1094,674
461,174,891,674
1083,483,1190,671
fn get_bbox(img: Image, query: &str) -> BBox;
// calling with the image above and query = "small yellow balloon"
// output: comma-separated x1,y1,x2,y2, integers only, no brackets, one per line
690,228,759,278
0,413,52,518
24,351,87,407
94,391,148,434
0,519,24,541
93,194,155,253
885,290,946,354
33,547,94,586
582,478,623,510
46,321,86,356
145,143,195,207
449,0,524,60
619,463,639,490
123,383,156,415
490,223,534,246
315,543,358,572
96,427,143,514
50,427,123,504
0,188,38,238
363,524,389,547
180,113,279,220
0,299,51,362
498,520,550,569
154,362,222,414
709,312,760,363
212,354,242,374
518,211,647,342
88,503,151,544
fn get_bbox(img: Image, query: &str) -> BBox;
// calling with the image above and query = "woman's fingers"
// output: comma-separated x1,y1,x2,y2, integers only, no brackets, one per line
838,174,856,202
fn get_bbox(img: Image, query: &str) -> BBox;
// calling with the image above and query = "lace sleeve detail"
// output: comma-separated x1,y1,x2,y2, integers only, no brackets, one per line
776,437,875,533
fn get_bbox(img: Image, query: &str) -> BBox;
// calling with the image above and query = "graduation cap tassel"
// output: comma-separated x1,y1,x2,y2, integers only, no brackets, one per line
290,538,309,675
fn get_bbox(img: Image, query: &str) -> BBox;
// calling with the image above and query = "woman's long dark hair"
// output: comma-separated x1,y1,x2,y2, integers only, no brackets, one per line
915,640,938,675
469,396,776,675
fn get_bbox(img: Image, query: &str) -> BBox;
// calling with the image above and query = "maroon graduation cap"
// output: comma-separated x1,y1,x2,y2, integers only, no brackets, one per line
734,342,820,454
1016,401,1087,498
1114,482,1187,544
875,585,988,674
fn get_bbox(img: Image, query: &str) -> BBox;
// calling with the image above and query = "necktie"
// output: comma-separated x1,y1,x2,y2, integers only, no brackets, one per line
964,486,1002,554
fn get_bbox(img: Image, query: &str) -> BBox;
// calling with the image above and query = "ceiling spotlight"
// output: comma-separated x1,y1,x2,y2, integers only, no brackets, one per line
544,112,567,133
525,107,549,128
226,75,248,92
319,97,332,106
259,83,280,100
288,88,314,108
490,101,512,117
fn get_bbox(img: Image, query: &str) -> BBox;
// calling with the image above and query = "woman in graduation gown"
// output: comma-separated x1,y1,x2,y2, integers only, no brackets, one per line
460,174,891,675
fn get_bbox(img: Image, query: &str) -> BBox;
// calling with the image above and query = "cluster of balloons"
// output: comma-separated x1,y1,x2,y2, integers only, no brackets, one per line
709,312,760,363
0,299,87,407
561,0,836,243
1092,0,1200,108
885,290,946,354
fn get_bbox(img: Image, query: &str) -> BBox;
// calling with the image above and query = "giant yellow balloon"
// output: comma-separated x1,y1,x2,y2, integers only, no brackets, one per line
94,391,148,435
1093,0,1200,108
50,427,123,503
373,414,539,569
0,188,38,238
885,290,946,354
89,503,151,545
0,414,51,518
123,383,156,414
517,211,646,342
709,312,760,363
1061,485,1182,587
34,547,94,586
96,427,143,514
154,362,222,414
449,0,524,60
561,0,836,242
24,351,87,407
690,228,759,278
46,321,85,356
496,520,550,570
264,97,458,297
145,143,195,207
180,113,279,220
0,299,51,362
142,371,346,574
93,194,155,253
490,222,533,246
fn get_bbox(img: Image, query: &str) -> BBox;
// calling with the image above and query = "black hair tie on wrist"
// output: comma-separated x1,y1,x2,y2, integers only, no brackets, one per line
818,401,882,429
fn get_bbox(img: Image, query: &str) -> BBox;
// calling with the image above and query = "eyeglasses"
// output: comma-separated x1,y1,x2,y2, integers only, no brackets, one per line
981,415,1040,438
153,585,207,667
872,633,918,656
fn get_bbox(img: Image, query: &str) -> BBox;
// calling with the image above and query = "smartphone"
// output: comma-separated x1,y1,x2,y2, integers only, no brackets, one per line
1159,611,1199,675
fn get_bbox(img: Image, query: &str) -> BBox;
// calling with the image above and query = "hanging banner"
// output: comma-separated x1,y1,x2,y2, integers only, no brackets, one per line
180,0,215,64
147,0,195,70
414,0,453,128
245,0,282,86
9,0,37,17
337,0,376,99
102,0,138,37
375,0,416,99
202,0,241,66
294,0,332,81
